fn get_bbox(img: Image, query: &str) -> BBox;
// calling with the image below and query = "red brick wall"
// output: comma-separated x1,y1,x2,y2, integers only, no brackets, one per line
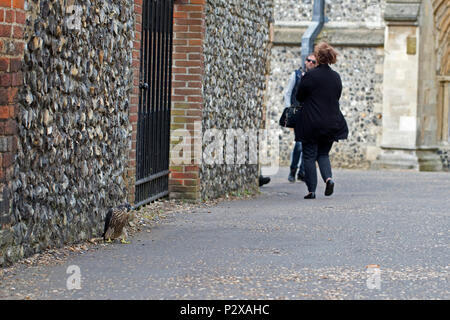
127,0,142,205
0,0,24,226
169,0,205,200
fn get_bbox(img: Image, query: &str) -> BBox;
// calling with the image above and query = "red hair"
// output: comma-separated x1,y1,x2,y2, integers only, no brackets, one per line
314,42,338,65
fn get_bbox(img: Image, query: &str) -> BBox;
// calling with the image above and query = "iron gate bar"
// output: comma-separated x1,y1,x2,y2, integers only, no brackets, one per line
152,1,163,195
155,0,162,177
135,0,173,207
158,0,167,194
146,0,153,201
134,190,171,209
165,0,173,182
156,0,161,195
135,169,171,188
136,0,148,202
147,0,155,181
150,0,158,181
163,0,172,188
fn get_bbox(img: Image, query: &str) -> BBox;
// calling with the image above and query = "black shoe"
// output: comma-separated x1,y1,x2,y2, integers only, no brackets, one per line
297,173,305,182
288,168,296,183
304,192,316,199
259,176,271,187
325,179,334,196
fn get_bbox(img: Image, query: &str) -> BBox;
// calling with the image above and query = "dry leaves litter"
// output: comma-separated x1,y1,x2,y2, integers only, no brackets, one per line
0,192,258,278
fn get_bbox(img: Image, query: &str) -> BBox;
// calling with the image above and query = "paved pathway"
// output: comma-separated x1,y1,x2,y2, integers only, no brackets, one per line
0,168,449,300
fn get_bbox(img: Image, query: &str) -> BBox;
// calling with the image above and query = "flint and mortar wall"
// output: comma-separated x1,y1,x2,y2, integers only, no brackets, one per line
275,0,386,23
200,0,273,199
0,0,134,266
270,0,385,168
1,0,274,265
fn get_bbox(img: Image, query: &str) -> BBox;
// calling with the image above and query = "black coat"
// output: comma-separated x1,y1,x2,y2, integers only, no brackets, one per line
294,64,348,143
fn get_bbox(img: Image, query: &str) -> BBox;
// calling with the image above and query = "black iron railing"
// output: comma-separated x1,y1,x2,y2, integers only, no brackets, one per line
136,0,173,208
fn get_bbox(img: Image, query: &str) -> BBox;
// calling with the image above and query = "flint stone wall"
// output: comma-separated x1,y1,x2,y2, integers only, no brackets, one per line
0,0,134,266
271,0,385,168
275,0,386,23
200,0,273,199
269,46,384,168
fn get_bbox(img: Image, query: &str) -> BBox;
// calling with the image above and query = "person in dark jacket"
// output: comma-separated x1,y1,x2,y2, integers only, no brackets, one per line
294,42,348,199
285,53,317,183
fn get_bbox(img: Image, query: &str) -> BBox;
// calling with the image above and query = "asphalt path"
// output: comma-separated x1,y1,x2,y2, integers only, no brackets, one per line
0,168,449,300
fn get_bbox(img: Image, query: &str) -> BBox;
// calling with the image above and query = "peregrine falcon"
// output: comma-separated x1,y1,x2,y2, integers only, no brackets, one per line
102,203,133,244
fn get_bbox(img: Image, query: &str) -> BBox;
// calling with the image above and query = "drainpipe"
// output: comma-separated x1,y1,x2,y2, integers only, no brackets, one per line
301,0,326,70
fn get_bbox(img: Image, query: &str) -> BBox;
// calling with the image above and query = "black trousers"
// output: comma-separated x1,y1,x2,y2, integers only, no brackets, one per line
302,140,334,193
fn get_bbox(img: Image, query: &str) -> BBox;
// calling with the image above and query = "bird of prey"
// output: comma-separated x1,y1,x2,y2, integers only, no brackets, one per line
102,203,133,244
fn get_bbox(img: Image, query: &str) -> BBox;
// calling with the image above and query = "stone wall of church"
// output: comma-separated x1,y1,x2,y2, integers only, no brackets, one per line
269,0,385,168
0,0,134,266
200,0,273,199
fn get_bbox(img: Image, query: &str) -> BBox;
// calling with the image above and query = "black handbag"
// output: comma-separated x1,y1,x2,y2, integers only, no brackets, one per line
279,105,301,128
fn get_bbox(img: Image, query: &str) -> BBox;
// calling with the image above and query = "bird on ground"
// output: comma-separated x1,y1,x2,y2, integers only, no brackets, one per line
102,203,133,244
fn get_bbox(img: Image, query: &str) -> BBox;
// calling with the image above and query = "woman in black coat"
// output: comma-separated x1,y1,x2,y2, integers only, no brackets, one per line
295,42,348,199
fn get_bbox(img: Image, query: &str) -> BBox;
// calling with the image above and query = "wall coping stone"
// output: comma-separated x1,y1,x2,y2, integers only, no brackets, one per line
380,145,441,151
275,21,385,29
272,22,384,47
385,0,421,2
